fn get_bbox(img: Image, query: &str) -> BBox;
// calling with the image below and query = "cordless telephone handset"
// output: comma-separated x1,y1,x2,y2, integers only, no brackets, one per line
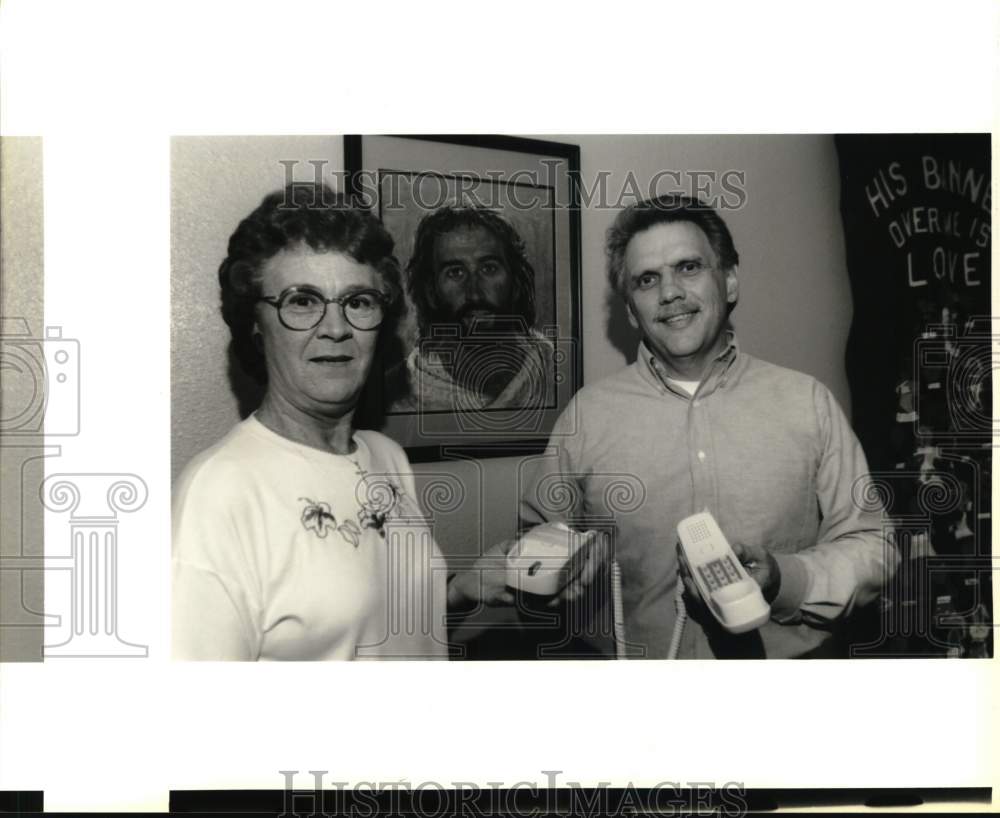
676,511,770,634
506,522,597,596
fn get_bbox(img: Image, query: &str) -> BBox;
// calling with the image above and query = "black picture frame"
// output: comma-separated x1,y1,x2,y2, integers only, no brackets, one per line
345,134,583,463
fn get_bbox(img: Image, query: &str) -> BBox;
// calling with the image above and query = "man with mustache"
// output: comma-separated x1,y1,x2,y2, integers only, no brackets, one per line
388,206,554,413
520,194,899,659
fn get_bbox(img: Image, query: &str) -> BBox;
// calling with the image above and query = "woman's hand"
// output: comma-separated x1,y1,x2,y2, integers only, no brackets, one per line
447,530,611,612
447,539,517,611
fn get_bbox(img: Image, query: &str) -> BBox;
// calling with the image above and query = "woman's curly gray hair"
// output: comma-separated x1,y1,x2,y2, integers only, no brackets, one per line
218,182,403,382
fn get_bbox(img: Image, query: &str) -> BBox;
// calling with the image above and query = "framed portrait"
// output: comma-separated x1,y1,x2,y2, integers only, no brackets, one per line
345,134,582,461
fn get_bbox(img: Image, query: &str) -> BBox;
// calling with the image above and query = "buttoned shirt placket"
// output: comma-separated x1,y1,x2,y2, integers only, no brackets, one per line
646,338,739,520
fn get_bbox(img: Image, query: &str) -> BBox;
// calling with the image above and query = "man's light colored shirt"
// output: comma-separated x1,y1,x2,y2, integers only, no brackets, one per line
520,336,898,658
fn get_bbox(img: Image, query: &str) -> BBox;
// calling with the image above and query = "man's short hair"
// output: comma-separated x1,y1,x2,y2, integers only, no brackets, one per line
606,194,740,297
406,206,537,336
219,182,403,383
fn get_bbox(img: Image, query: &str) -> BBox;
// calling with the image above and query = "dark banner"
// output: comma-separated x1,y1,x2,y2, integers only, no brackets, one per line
836,134,992,658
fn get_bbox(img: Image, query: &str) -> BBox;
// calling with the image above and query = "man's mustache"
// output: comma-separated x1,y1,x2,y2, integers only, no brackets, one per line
455,302,501,322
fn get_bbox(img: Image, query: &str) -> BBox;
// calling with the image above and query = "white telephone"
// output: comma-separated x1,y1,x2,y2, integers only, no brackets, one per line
676,511,770,634
505,522,596,596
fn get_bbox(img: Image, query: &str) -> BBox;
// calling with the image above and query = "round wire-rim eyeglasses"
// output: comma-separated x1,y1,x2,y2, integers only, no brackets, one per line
257,285,387,332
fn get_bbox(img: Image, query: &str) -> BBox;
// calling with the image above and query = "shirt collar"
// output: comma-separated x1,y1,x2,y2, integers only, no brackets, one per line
638,331,740,396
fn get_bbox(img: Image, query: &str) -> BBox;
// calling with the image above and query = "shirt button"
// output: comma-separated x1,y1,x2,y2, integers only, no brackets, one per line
697,451,706,462
693,400,701,408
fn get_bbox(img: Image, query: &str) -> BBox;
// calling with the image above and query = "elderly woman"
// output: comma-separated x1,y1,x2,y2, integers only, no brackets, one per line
172,183,521,661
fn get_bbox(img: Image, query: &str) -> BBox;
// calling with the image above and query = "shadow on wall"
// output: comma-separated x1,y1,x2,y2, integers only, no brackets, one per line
605,288,640,365
227,342,265,419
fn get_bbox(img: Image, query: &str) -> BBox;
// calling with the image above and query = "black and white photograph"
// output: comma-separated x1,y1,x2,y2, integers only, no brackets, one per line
0,0,996,812
169,133,992,665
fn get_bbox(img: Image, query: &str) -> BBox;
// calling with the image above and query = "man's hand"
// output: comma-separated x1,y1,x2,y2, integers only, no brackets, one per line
675,541,699,605
731,541,781,604
676,541,781,605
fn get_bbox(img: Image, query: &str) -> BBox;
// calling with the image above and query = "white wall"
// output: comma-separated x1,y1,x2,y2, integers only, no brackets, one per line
171,135,854,561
